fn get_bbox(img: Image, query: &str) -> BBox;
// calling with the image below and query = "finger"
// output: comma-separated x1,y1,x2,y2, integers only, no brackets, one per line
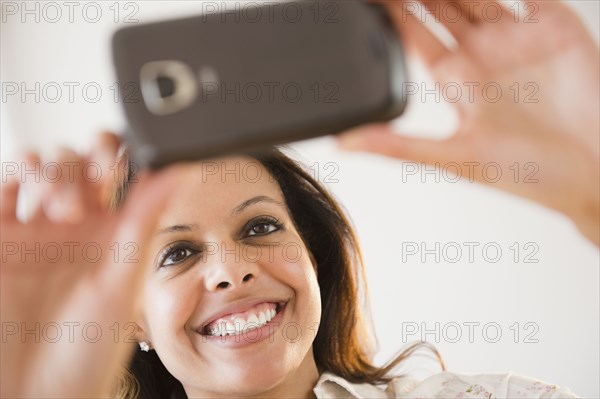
35,162,181,398
418,0,517,42
43,148,86,224
0,175,21,223
21,152,46,223
525,0,583,26
420,0,475,39
378,0,451,68
86,131,121,211
336,124,470,165
434,0,512,24
470,0,514,24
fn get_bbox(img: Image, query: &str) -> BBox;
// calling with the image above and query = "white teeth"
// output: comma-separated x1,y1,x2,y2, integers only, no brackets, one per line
226,321,235,335
234,317,246,333
204,303,281,336
258,311,266,325
247,313,259,326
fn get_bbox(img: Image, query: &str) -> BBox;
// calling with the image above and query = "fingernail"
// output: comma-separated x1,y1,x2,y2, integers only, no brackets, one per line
44,196,65,223
45,186,85,224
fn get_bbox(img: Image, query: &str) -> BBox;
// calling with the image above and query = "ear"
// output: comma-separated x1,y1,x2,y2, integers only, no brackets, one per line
133,323,155,352
133,321,149,342
131,301,150,339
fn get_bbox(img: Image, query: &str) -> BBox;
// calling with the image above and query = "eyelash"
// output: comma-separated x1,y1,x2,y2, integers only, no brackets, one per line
243,215,284,238
158,215,284,268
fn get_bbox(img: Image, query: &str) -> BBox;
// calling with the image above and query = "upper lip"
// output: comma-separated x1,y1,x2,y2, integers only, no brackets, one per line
197,297,288,332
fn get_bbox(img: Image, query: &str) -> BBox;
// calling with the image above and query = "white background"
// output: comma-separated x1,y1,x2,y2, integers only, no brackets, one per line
1,0,598,397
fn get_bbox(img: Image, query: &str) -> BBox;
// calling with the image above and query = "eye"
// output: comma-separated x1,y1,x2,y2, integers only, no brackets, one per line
159,242,199,267
250,222,277,236
246,216,283,237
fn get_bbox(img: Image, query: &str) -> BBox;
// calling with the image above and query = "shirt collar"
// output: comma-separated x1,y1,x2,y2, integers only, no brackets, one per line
312,371,393,399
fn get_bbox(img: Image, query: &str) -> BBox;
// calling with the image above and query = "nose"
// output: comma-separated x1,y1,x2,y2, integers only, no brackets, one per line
203,245,259,291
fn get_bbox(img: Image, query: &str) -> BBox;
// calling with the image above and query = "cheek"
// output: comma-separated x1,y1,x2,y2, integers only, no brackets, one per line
144,278,199,344
260,239,321,323
143,277,209,382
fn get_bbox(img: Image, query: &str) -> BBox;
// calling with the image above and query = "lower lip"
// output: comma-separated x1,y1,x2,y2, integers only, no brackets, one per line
198,303,287,348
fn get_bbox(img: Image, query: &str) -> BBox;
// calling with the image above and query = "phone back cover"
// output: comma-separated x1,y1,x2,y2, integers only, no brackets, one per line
113,1,406,167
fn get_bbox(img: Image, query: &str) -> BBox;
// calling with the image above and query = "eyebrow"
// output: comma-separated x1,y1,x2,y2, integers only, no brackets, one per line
157,223,200,235
231,195,285,216
157,196,285,235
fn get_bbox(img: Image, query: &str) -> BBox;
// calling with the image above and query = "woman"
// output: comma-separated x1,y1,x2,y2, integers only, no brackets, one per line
1,0,598,397
113,147,444,398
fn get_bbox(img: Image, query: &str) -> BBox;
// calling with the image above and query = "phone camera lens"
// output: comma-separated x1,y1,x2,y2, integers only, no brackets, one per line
156,75,176,98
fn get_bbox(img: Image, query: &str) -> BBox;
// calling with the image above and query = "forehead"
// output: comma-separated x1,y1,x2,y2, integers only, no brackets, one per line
160,156,285,223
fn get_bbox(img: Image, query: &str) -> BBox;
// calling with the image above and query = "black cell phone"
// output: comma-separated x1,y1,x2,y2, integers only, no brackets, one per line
112,1,408,169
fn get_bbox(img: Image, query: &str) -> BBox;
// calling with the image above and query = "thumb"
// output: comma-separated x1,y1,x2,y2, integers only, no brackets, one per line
336,124,468,166
98,164,186,292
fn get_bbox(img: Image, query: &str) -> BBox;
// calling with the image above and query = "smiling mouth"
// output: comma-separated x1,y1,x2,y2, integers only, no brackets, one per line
200,302,286,337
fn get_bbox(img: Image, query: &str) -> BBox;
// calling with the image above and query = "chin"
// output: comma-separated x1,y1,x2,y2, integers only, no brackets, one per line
212,361,290,395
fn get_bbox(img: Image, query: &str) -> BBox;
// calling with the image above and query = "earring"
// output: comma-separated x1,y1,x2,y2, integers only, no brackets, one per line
139,341,150,352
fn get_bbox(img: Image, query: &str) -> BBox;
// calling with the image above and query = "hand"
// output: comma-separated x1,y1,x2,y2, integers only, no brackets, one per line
0,133,182,398
337,0,599,246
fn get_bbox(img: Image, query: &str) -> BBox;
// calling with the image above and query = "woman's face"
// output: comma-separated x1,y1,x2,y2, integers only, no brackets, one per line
137,156,322,397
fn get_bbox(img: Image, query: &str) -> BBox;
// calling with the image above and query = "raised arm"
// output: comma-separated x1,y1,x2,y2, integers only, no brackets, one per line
0,134,182,398
338,0,599,246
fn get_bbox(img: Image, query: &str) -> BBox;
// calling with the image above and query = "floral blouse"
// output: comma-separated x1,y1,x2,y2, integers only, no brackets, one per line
312,370,579,398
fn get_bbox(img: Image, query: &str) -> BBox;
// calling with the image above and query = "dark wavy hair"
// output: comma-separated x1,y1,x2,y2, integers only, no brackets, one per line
110,146,444,399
